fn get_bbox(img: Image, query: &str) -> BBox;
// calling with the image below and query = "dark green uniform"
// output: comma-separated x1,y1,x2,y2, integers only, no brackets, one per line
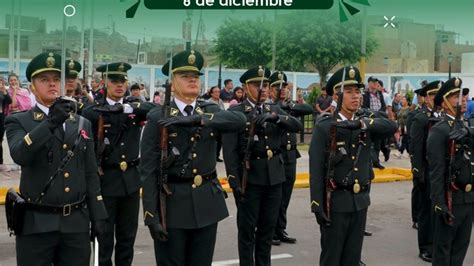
223,89,303,265
409,106,440,258
427,78,473,266
406,104,422,225
5,52,107,266
141,49,247,266
141,100,246,265
83,100,153,266
82,62,155,266
310,66,397,266
274,101,313,240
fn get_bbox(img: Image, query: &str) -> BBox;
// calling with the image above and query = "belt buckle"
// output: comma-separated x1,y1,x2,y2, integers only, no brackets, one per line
63,204,72,216
120,161,128,172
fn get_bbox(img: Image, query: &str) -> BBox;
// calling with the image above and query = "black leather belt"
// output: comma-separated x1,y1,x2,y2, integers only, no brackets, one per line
168,171,217,184
26,197,86,216
335,183,369,193
103,158,140,170
250,149,281,160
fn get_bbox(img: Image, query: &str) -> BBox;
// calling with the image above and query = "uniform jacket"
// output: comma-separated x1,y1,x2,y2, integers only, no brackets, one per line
427,116,474,207
141,100,246,229
5,106,107,235
309,110,397,213
223,99,303,186
82,100,155,196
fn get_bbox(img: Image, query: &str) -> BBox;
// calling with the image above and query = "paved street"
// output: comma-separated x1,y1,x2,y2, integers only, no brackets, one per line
0,182,473,266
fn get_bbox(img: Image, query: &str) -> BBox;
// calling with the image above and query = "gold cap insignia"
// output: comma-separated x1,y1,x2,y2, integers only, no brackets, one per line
118,63,125,72
68,59,74,70
258,66,264,77
278,72,283,80
46,53,55,68
348,67,356,79
188,50,196,65
438,82,442,89
245,105,252,112
454,78,460,87
265,105,271,112
170,107,179,116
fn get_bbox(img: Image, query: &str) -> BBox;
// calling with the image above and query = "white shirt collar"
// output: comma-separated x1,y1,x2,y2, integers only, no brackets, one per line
446,113,455,120
246,98,263,109
174,97,196,116
338,112,354,121
36,103,49,116
106,97,123,106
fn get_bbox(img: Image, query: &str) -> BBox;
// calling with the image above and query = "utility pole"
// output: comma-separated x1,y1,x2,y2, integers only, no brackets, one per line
87,0,95,89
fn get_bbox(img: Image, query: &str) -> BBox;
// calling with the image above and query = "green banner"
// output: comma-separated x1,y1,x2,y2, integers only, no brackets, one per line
142,0,334,9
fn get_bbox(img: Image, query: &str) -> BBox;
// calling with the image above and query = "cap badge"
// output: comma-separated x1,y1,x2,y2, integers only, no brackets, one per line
68,60,74,70
46,53,55,68
454,78,460,87
349,67,356,79
258,66,264,77
118,63,125,72
278,72,283,80
188,50,196,65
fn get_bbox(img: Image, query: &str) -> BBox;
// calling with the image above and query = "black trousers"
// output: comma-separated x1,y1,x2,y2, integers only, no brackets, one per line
16,231,90,266
0,113,5,164
411,178,420,223
98,191,140,266
275,161,296,233
237,183,282,266
371,139,382,164
154,223,218,266
319,208,367,266
416,181,433,254
432,203,473,266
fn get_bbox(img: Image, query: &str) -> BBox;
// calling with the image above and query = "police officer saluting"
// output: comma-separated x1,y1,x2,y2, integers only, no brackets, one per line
427,77,473,266
5,52,107,265
223,66,303,265
82,62,154,266
141,50,246,265
309,66,396,266
409,80,443,262
268,71,313,245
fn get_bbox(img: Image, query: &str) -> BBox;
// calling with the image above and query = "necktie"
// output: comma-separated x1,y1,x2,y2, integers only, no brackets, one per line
256,106,262,115
184,105,193,116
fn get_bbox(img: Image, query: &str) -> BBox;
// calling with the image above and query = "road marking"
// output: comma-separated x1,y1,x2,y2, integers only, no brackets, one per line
212,253,293,265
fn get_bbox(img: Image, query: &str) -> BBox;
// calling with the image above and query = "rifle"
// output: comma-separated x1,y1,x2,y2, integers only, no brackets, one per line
324,67,346,223
242,68,265,196
218,63,222,89
446,83,463,225
158,52,173,239
96,114,105,176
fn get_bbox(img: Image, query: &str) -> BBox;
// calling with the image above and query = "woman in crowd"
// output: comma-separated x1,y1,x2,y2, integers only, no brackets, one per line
6,73,32,115
397,95,410,157
0,76,12,171
153,91,161,105
229,86,244,107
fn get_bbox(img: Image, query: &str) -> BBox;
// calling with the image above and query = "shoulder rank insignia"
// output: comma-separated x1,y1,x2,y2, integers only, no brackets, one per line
311,200,320,207
195,106,204,115
265,105,271,112
245,105,252,112
33,112,45,121
170,108,179,116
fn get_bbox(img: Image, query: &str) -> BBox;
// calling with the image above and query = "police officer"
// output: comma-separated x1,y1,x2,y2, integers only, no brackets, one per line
406,86,425,230
223,66,303,265
408,80,443,262
82,62,154,266
5,52,107,266
141,50,246,265
427,77,473,266
309,66,397,266
268,71,313,245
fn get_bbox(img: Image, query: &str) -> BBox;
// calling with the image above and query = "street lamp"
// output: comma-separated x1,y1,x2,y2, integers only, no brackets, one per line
448,52,453,79
383,56,389,73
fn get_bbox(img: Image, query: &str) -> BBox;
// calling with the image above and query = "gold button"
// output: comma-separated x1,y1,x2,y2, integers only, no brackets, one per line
210,132,214,137
192,153,197,158
105,130,108,133
132,122,136,125
352,144,356,148
64,172,70,178
288,141,291,143
352,156,355,160
191,137,195,142
121,155,126,159
265,146,269,149
193,169,197,174
354,167,359,171
62,144,67,149
121,143,125,146
287,133,290,136
64,187,70,193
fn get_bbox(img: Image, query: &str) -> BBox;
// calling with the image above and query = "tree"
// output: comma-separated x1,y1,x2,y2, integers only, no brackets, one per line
213,18,273,69
213,11,377,86
276,11,377,85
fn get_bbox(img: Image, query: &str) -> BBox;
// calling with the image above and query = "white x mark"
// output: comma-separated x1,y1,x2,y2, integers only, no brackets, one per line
383,16,396,28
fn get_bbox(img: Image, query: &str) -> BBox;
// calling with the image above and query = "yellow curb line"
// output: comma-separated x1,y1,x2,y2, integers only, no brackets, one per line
0,168,413,204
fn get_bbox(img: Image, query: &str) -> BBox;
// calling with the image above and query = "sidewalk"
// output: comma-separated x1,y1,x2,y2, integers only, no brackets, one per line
0,138,412,203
